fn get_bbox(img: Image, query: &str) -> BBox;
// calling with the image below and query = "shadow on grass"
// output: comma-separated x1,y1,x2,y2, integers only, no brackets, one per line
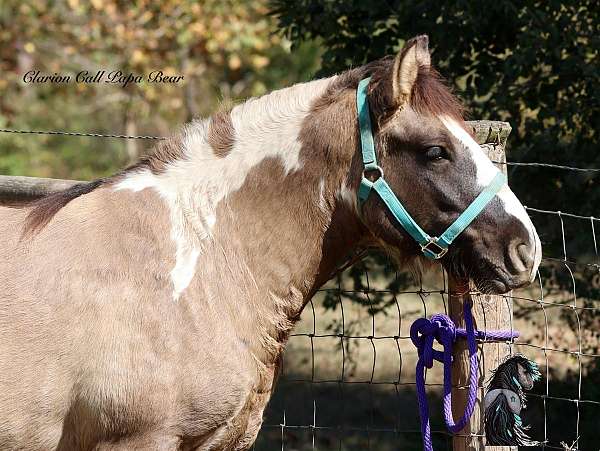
253,364,600,450
253,375,451,451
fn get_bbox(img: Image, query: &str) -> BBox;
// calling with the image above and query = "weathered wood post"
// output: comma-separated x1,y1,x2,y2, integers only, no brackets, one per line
0,175,79,206
450,121,515,451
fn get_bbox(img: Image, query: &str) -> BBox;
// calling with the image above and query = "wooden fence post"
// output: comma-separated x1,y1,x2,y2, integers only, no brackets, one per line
0,175,79,206
449,121,516,451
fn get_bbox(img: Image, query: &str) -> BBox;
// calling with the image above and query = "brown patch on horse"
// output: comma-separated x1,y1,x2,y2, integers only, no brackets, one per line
301,77,360,175
207,109,235,158
22,180,104,237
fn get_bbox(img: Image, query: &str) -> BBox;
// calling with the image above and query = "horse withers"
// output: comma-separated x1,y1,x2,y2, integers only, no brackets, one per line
0,35,541,450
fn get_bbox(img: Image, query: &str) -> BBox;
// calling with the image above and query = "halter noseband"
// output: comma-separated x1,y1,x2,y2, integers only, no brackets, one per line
356,77,506,259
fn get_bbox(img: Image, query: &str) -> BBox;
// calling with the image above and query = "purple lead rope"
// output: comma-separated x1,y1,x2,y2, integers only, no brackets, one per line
410,300,519,451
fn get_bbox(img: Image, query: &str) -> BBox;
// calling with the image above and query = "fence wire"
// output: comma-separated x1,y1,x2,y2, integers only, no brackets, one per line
253,265,452,450
253,169,600,451
1,127,599,174
1,127,598,450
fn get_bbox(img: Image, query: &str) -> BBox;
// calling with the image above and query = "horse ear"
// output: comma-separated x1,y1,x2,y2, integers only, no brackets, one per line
392,35,431,105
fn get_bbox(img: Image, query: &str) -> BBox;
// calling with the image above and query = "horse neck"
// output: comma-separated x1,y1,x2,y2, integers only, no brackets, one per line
115,76,368,365
195,159,366,364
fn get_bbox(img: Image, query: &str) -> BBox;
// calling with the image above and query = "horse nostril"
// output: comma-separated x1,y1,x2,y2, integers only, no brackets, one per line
509,242,534,273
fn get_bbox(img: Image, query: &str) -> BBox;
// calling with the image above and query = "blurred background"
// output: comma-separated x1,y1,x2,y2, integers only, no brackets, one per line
0,1,598,450
0,0,322,179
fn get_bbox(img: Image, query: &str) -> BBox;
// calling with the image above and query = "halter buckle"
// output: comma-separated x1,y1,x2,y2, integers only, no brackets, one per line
420,237,448,259
362,164,384,182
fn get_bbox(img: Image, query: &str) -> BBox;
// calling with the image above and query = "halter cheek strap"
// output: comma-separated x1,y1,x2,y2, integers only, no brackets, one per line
356,77,506,259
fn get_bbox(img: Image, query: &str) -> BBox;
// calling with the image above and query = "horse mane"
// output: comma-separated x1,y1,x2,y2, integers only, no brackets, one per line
21,180,105,237
21,56,466,237
20,133,188,236
318,56,465,124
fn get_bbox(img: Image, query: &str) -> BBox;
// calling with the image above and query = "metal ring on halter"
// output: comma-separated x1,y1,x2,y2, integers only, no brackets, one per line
420,237,448,259
362,164,384,181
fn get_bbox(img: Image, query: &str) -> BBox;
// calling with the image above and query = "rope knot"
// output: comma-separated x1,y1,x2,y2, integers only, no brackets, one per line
430,313,457,343
411,301,521,451
410,314,456,368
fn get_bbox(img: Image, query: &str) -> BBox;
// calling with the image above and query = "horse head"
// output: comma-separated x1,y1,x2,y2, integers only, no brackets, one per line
347,35,541,293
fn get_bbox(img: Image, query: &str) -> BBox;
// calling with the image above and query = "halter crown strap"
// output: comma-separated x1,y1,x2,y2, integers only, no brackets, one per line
357,78,378,170
356,77,506,259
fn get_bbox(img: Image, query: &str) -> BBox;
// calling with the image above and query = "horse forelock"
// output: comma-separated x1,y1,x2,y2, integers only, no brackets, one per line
411,66,465,123
316,56,466,126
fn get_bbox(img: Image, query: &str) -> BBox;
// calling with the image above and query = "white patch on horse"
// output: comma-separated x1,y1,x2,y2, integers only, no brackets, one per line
172,246,200,300
206,214,217,229
115,174,203,300
440,116,542,280
440,116,498,186
113,170,157,192
317,178,328,214
336,184,357,213
115,77,336,299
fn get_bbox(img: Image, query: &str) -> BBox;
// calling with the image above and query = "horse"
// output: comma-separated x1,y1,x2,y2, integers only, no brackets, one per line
0,35,541,450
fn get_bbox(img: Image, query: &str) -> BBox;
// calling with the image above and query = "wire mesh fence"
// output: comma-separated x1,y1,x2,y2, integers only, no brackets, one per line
253,264,457,451
1,125,598,450
253,186,600,451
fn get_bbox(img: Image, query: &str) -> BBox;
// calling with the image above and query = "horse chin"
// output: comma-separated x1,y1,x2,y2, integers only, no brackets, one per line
378,241,513,295
441,254,513,295
472,277,510,295
471,263,533,294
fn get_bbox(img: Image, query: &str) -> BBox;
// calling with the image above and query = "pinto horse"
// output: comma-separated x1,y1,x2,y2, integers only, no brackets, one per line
0,36,541,450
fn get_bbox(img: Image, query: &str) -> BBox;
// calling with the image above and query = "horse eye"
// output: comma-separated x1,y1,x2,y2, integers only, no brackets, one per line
425,146,447,161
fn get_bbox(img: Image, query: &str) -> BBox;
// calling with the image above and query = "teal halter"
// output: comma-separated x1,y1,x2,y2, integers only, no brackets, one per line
356,77,506,259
